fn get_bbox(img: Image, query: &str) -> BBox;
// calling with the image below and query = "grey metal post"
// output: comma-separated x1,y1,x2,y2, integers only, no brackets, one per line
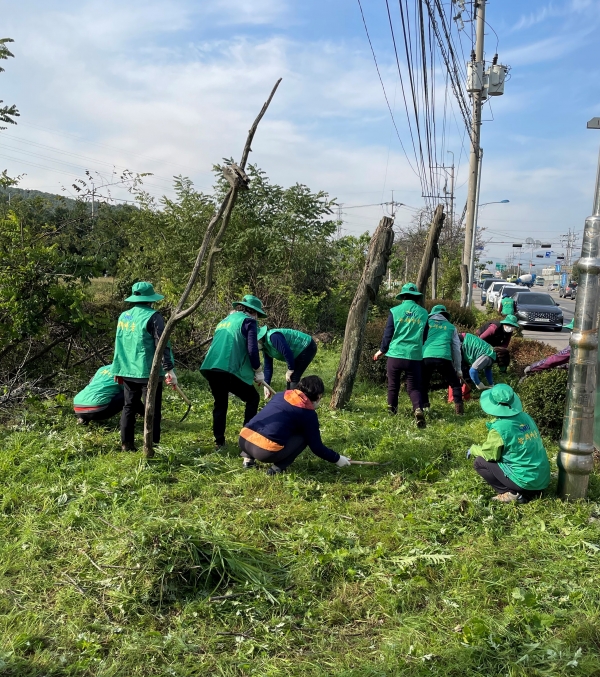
557,118,600,499
467,148,483,306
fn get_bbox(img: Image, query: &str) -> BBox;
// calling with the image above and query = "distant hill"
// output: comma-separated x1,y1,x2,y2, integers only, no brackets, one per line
0,186,77,207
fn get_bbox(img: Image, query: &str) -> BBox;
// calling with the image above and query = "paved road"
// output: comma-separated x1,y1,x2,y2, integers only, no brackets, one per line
474,288,575,349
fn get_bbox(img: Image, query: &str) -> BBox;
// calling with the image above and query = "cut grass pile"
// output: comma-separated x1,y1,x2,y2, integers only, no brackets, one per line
1,346,600,676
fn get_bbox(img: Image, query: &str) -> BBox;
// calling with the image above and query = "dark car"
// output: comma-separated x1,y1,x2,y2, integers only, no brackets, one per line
559,282,577,299
480,278,496,305
495,284,530,312
514,292,563,331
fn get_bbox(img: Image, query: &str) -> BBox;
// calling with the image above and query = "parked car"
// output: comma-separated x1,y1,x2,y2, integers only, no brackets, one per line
535,277,545,286
514,292,563,331
548,282,559,292
495,285,530,312
487,281,518,309
559,282,578,299
480,278,496,305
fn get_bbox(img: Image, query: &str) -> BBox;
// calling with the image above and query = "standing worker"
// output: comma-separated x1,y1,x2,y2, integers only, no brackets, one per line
421,305,464,415
200,294,267,450
373,282,429,427
460,332,497,391
112,282,176,451
258,326,317,396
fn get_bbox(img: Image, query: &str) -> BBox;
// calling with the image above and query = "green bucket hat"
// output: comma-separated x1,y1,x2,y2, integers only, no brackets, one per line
480,383,523,418
500,314,520,329
429,304,449,318
124,281,164,303
257,325,268,341
232,294,267,318
395,282,422,300
565,319,574,330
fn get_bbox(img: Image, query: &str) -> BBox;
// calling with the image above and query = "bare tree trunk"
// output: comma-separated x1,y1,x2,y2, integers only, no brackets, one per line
142,78,282,457
415,205,445,296
460,264,469,306
330,217,395,410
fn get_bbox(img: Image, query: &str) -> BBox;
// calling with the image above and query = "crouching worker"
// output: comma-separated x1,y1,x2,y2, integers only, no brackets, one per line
522,319,573,378
460,333,497,391
258,326,317,394
238,375,351,476
476,315,520,349
469,384,550,503
73,364,143,424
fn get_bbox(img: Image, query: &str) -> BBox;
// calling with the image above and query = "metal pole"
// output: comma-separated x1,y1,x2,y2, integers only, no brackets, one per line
467,148,484,306
557,140,600,500
461,0,486,306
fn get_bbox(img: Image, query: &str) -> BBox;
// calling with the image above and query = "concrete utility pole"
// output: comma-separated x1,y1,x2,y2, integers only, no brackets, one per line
461,0,486,307
557,117,600,500
467,148,483,306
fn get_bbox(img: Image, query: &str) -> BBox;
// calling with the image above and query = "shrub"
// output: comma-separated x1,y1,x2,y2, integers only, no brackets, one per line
509,337,557,377
424,298,477,329
518,368,567,440
358,317,387,384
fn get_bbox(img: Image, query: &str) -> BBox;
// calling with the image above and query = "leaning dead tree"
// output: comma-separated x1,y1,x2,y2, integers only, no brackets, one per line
143,78,282,457
415,205,445,296
330,216,395,409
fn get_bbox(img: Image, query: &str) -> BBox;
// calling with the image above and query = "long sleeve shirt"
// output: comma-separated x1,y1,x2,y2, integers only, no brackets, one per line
479,321,512,348
240,317,261,370
470,428,503,461
380,311,429,353
263,332,295,384
530,346,570,372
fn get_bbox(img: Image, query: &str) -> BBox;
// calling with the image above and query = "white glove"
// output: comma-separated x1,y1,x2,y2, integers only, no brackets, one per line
336,455,351,468
373,350,383,361
524,366,531,375
165,370,178,386
263,385,272,400
456,370,463,382
253,370,265,384
476,383,491,391
285,369,294,382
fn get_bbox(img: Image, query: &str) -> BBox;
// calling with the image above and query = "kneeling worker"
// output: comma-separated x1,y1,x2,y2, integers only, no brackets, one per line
73,364,143,424
238,375,351,475
258,326,317,395
460,332,497,391
469,384,550,503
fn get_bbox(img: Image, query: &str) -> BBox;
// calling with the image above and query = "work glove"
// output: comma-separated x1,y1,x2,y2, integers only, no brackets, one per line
263,385,273,401
253,369,265,384
373,350,383,361
165,370,178,387
524,366,531,376
336,455,352,468
476,383,492,391
285,369,294,382
466,448,472,459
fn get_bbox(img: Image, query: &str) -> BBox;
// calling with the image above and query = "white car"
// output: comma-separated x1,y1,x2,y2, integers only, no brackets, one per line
495,284,530,312
487,282,518,309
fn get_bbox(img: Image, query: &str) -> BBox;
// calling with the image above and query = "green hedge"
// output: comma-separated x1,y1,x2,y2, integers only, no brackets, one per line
517,368,567,440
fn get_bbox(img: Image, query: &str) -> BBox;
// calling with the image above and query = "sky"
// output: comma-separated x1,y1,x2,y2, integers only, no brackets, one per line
3,0,600,270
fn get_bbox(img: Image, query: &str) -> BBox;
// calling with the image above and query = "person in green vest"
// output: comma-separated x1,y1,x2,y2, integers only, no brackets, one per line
421,305,464,415
73,363,143,424
112,282,176,451
500,292,515,316
257,326,317,396
373,282,429,427
468,383,550,503
200,294,267,450
459,332,497,391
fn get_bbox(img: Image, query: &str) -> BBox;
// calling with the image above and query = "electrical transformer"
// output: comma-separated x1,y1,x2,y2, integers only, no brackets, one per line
486,63,506,96
466,61,484,92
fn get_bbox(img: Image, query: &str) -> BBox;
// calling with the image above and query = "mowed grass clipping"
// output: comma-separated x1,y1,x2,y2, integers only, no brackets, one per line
2,346,600,676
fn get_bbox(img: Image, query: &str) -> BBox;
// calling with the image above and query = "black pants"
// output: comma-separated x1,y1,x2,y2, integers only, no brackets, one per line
121,380,163,446
422,358,462,406
203,370,260,445
387,357,422,411
239,434,306,470
74,392,144,423
289,340,318,388
474,457,542,502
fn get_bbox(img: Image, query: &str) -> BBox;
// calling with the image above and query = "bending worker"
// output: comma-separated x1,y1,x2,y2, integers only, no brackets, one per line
468,384,550,503
200,294,266,450
374,282,428,428
73,363,142,425
460,332,497,391
523,319,573,376
421,304,464,415
258,326,317,395
476,315,520,349
112,282,176,452
238,375,351,475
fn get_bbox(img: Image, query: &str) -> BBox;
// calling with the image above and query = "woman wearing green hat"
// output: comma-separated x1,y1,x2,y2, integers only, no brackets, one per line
522,319,573,376
476,315,520,349
200,295,267,450
421,305,464,414
257,326,317,396
373,282,429,427
468,383,550,503
112,281,176,451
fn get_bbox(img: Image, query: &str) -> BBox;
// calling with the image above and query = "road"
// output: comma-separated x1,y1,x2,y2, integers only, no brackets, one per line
474,288,575,349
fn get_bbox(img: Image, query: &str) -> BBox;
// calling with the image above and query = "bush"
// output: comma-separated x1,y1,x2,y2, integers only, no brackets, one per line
518,368,567,440
358,317,387,384
509,337,557,377
424,298,477,329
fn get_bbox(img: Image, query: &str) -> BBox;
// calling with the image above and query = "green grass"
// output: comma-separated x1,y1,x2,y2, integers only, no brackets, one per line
2,346,600,676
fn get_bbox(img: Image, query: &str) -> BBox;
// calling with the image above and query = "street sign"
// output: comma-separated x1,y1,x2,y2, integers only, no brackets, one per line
545,251,551,258
495,263,506,270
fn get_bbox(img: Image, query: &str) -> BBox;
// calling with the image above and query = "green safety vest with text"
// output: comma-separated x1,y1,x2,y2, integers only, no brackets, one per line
501,297,515,315
423,317,455,361
73,365,123,406
461,333,496,366
491,412,551,491
385,300,429,361
200,311,256,385
112,305,166,379
262,328,312,363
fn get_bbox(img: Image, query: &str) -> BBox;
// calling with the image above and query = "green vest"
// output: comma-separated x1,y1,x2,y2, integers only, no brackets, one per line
461,333,496,365
490,412,551,491
385,301,429,360
501,297,515,315
112,305,165,379
73,365,122,406
262,328,312,362
200,311,256,384
423,317,455,361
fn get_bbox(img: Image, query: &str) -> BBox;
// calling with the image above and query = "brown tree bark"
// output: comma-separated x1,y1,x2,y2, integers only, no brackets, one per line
415,205,445,296
330,217,395,410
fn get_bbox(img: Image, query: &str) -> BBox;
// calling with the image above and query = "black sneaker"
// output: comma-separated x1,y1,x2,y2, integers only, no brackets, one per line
242,459,256,470
266,466,283,477
414,408,426,429
214,441,226,452
387,406,398,416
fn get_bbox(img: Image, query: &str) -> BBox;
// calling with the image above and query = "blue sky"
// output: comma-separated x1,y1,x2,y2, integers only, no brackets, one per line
3,0,600,268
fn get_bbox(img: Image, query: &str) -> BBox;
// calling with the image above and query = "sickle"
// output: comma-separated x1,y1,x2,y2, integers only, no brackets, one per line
173,385,192,422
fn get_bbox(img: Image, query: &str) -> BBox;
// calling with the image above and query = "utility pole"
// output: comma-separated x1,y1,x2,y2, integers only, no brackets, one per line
337,204,343,239
461,0,486,307
558,116,600,500
467,148,483,306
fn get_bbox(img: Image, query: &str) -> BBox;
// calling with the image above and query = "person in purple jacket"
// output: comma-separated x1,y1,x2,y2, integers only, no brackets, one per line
522,319,573,377
238,375,352,476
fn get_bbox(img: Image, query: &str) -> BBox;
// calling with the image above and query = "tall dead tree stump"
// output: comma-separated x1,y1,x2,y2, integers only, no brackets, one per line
416,204,445,296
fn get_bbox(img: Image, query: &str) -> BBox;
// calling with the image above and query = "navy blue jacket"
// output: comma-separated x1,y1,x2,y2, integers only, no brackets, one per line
263,331,295,384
